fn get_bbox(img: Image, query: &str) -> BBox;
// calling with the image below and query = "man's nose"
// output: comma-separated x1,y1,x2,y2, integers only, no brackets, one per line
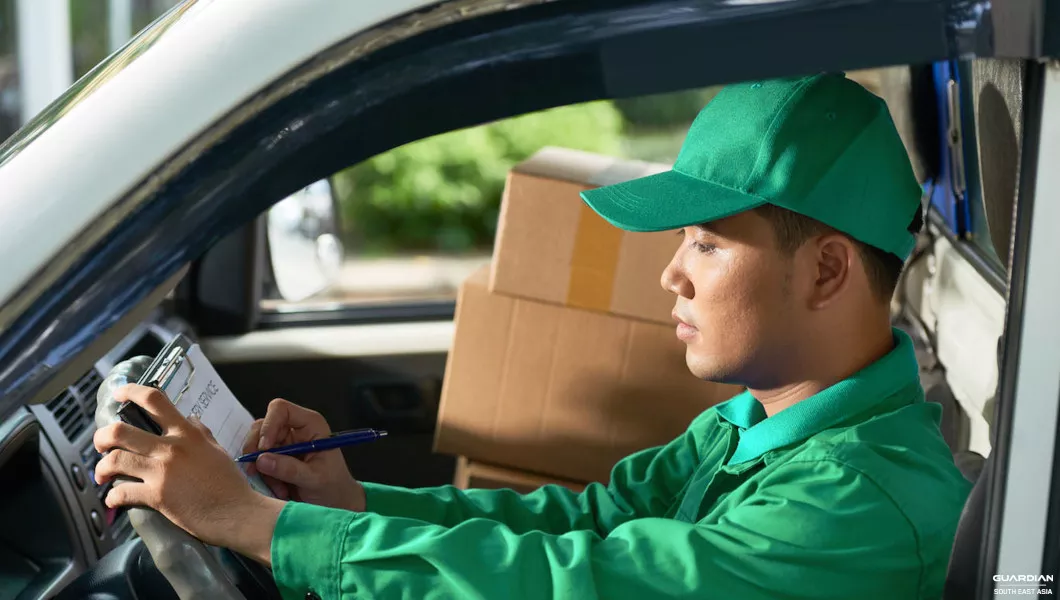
660,251,693,299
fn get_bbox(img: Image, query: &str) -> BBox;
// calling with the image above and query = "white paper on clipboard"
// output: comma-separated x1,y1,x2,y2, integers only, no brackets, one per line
156,343,274,498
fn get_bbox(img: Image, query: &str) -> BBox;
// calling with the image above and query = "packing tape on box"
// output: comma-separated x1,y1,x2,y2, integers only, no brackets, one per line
566,161,669,312
567,202,624,311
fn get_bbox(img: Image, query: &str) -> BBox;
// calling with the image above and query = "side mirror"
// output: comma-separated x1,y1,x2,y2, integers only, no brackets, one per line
266,179,345,302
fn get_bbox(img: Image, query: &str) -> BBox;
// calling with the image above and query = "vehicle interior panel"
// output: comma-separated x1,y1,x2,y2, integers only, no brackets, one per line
0,412,84,600
217,355,455,490
0,312,196,598
0,295,458,597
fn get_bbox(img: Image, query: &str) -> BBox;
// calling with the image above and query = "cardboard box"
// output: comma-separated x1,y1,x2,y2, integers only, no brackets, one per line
435,267,739,483
453,457,586,494
490,147,678,325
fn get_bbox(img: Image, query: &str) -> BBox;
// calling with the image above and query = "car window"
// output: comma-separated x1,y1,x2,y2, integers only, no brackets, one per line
259,87,721,311
968,58,1023,273
0,0,18,141
71,0,184,81
261,70,888,311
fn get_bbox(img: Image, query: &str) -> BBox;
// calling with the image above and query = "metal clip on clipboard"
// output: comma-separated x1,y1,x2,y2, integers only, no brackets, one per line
116,334,196,436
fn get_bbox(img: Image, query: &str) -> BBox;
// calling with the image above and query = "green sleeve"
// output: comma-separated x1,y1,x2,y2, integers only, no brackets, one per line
360,412,704,536
271,459,922,600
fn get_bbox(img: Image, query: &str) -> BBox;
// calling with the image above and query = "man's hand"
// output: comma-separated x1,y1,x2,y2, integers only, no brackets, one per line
93,384,284,565
243,398,366,512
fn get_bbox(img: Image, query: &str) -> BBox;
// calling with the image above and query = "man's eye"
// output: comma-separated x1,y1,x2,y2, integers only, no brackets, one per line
690,241,716,254
676,230,715,254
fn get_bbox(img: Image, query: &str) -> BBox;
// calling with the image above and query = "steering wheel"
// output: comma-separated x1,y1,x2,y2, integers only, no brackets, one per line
94,357,266,600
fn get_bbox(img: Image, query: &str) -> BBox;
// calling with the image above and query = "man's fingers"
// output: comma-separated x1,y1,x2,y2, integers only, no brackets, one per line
243,420,264,475
259,399,329,450
255,453,316,489
94,422,163,456
247,429,295,477
261,475,290,500
114,384,183,432
105,481,156,509
243,419,264,455
94,449,154,486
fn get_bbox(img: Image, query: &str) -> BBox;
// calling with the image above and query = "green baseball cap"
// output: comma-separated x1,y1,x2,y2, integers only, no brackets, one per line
580,73,923,259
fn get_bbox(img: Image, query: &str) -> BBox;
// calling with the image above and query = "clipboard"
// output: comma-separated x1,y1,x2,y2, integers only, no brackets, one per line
116,334,195,435
116,333,275,498
140,334,197,402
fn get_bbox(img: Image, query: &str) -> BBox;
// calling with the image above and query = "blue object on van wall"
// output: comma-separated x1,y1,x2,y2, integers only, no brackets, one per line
928,59,972,237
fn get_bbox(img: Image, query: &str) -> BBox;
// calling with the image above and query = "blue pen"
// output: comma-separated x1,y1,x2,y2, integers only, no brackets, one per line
235,428,388,463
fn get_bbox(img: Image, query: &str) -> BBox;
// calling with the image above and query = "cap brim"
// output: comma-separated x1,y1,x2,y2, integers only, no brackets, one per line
580,169,765,232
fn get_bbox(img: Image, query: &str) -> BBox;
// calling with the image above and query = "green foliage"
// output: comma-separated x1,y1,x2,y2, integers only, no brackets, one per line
70,0,109,78
334,101,625,254
613,87,720,129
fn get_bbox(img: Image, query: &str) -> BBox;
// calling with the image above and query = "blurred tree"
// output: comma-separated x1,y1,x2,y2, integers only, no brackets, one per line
0,0,17,141
133,0,180,32
69,0,180,79
334,101,625,255
70,0,108,78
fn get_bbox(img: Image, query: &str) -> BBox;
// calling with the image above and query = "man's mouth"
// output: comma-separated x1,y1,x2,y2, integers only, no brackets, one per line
672,311,698,342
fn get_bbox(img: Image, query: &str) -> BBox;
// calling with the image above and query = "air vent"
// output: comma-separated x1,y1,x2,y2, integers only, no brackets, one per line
45,367,104,442
46,389,88,441
75,369,103,422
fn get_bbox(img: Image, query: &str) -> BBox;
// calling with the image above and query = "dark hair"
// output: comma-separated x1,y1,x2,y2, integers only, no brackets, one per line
753,204,923,302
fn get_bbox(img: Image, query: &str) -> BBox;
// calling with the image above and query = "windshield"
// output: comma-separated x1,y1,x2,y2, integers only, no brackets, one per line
0,0,205,169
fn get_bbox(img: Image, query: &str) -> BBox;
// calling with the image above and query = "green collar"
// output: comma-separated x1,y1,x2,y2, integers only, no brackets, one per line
716,328,922,465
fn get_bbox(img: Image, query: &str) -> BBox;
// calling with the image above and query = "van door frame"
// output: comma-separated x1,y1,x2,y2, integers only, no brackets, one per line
984,59,1060,597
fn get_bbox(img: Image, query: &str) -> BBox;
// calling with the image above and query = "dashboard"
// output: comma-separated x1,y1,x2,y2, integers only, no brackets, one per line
0,309,192,599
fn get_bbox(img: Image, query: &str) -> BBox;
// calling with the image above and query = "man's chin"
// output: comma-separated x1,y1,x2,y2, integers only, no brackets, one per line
684,352,734,384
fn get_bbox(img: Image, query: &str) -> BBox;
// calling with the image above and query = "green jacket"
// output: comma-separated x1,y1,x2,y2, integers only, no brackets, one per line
271,329,972,599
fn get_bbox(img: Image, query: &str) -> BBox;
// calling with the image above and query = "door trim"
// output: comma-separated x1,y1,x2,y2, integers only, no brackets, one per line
200,320,454,363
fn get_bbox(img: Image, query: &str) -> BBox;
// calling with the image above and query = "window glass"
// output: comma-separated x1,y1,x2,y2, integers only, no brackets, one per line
262,69,902,312
261,87,724,311
0,0,18,142
967,180,1005,270
132,0,182,32
70,0,182,79
71,0,108,79
966,58,1020,273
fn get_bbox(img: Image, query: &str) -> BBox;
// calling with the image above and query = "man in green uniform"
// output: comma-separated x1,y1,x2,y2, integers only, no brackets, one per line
94,72,972,599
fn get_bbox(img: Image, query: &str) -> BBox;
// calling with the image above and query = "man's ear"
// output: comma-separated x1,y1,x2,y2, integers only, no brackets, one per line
807,233,855,310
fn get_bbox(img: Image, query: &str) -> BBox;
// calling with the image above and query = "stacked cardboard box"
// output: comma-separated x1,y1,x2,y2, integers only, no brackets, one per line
435,147,740,488
453,457,585,494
